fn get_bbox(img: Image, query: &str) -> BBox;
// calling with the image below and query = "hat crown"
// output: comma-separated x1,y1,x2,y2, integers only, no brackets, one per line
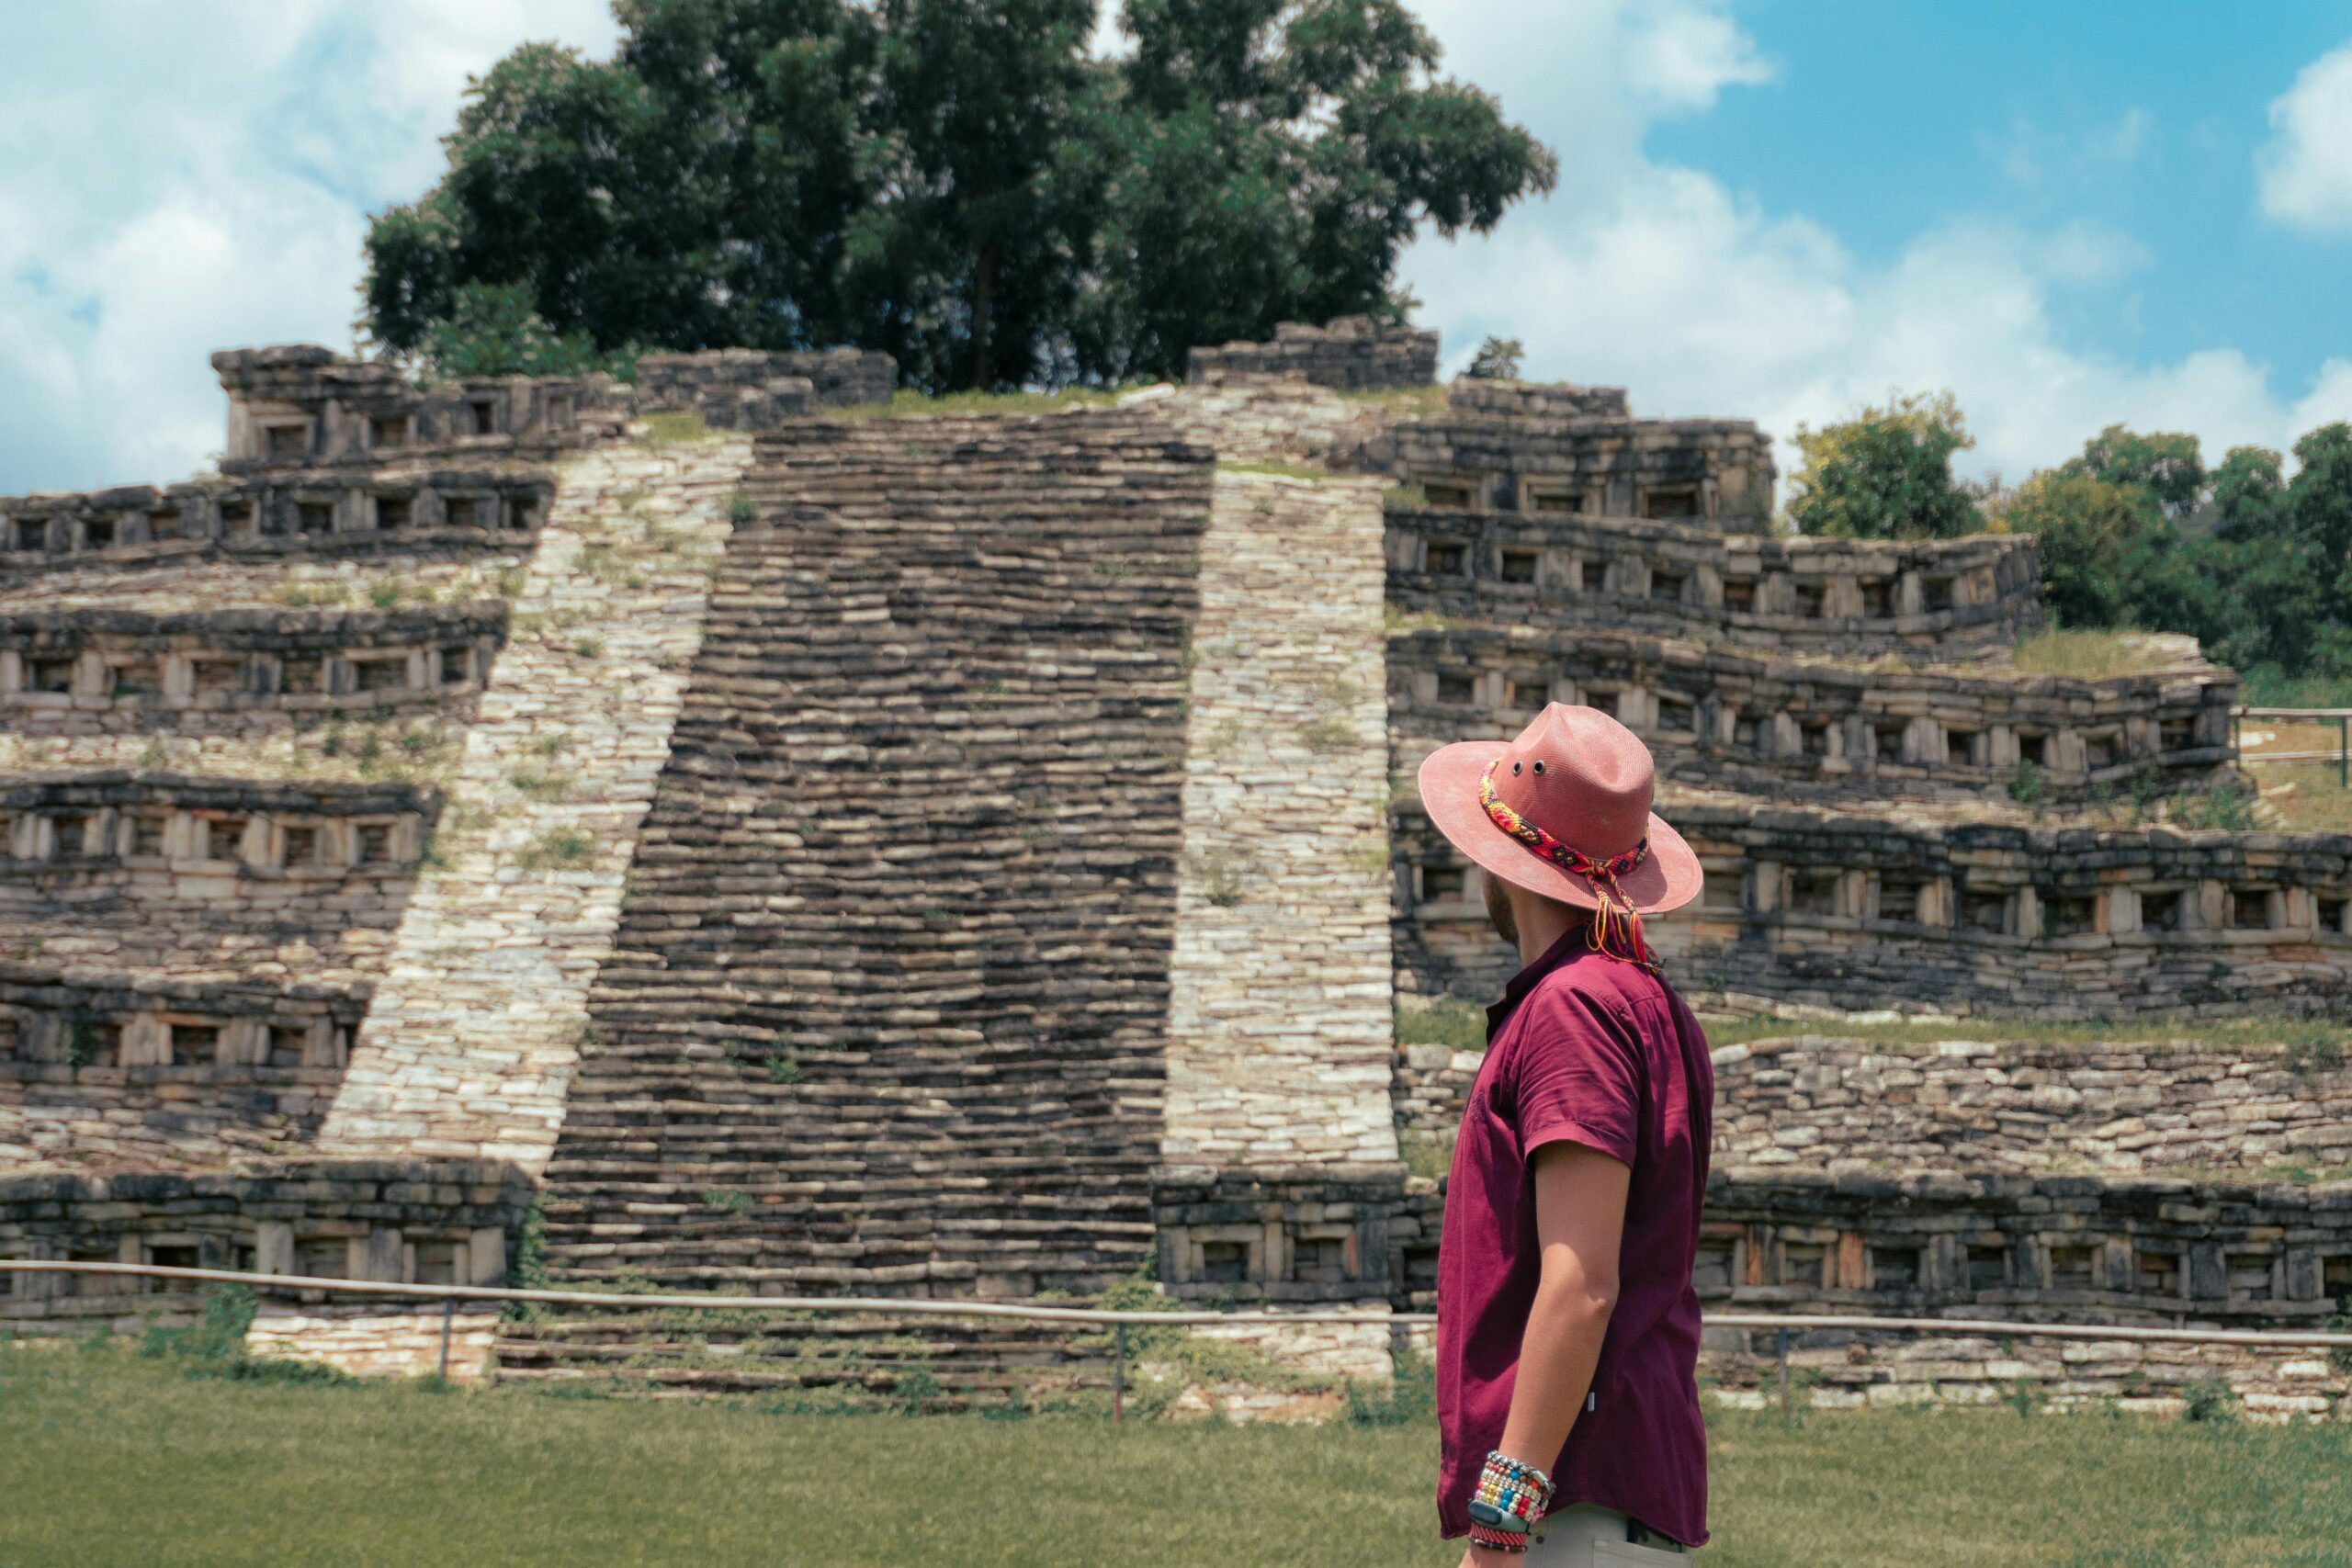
1490,705,1655,859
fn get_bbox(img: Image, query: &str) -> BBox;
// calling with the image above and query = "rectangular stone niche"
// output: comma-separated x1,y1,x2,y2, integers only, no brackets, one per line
1152,1166,1408,1305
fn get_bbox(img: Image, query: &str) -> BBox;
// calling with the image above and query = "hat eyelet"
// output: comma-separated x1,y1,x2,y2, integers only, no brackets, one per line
1532,760,1546,774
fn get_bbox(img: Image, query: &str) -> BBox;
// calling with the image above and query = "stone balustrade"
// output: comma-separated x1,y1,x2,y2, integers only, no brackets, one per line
1386,506,2044,658
0,606,503,732
0,774,431,883
1389,626,2234,804
212,346,625,471
0,468,552,573
1369,395,1778,530
0,972,369,1168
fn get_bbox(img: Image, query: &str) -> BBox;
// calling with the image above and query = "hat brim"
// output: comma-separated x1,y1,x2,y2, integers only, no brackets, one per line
1416,740,1705,916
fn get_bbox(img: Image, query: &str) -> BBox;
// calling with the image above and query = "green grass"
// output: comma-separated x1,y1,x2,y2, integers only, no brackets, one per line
1396,998,1487,1051
2241,668,2352,709
5,1347,2349,1565
2008,628,2192,680
2259,762,2352,833
1405,999,2352,1060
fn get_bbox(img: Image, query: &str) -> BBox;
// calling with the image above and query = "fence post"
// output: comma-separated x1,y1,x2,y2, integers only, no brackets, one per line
1114,1322,1127,1427
2338,714,2346,790
1776,1327,1790,1422
437,1295,454,1382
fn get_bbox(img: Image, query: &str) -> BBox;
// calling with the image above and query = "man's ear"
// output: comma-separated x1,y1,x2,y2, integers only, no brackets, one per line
1484,871,1519,945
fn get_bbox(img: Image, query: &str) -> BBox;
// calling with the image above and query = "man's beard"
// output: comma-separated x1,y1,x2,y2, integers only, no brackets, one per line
1484,871,1518,947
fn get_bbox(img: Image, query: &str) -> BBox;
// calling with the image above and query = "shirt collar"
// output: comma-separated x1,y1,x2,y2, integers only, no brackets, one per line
1486,923,1591,1043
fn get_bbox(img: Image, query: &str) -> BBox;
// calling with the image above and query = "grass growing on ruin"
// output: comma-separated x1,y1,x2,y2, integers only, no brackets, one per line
854,386,1133,420
2008,627,2192,679
1218,459,1349,483
638,411,719,445
6,1342,2350,1566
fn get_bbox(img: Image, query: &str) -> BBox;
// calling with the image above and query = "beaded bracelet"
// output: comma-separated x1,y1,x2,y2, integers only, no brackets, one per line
1468,1520,1532,1553
1466,1450,1553,1553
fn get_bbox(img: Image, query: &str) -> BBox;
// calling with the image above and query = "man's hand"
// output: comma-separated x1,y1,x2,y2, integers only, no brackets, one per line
1459,1548,1521,1568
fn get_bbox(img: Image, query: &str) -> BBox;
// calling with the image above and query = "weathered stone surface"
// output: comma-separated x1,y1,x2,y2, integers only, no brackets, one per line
317,434,755,1168
1187,315,1438,391
1161,471,1396,1169
635,348,897,426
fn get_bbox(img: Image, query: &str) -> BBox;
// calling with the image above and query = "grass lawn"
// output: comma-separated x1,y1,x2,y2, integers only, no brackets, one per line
5,1343,2350,1566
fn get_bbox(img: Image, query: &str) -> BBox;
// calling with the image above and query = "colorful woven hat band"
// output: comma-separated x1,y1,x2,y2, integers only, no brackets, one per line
1478,759,1661,972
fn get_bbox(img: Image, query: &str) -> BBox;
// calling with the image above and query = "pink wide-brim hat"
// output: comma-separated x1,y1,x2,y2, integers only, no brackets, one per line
1418,704,1704,916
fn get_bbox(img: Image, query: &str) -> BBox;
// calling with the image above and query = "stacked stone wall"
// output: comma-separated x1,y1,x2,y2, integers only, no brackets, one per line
1116,379,1397,469
635,348,897,427
536,414,1213,1300
1391,626,2233,806
0,1160,528,1335
1393,1035,2352,1173
1442,381,1632,421
1371,405,1777,528
1387,506,2044,659
1186,315,1438,391
1711,1037,2352,1174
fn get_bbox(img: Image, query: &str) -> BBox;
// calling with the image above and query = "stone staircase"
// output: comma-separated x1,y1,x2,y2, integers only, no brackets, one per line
529,414,1216,1308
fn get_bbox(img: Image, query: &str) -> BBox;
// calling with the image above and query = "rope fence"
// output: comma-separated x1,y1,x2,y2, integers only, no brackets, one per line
8,1260,2351,1421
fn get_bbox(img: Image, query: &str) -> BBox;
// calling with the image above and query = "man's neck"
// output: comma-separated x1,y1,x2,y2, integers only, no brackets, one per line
1509,885,1584,965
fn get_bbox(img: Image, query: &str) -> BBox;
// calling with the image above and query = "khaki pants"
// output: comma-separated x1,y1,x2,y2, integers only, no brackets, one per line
1527,1504,1689,1564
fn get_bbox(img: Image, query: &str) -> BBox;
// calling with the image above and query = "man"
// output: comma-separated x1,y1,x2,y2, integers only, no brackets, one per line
1419,704,1713,1563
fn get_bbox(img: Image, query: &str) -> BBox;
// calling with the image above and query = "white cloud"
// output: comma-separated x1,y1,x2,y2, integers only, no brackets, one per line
1622,5,1776,113
0,1,617,495
2258,41,2352,232
1402,1,2352,491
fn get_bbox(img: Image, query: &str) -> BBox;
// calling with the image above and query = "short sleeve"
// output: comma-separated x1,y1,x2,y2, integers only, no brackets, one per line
1507,980,1642,1169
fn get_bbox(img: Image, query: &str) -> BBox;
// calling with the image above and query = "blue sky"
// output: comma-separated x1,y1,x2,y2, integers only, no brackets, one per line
6,1,2352,493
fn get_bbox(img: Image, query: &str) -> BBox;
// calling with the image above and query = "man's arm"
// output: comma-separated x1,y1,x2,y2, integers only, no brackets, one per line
1467,1142,1631,1562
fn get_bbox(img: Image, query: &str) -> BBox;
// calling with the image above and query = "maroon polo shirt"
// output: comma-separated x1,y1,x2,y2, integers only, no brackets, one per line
1434,928,1714,1548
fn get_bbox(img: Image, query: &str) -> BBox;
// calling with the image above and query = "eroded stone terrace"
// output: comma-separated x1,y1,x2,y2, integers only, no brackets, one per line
1385,504,2043,660
1390,625,2233,807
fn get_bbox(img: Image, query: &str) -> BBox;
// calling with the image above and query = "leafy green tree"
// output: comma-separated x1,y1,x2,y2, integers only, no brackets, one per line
2064,424,2205,518
417,282,628,379
2000,469,2167,628
1784,390,1980,540
362,0,1556,391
